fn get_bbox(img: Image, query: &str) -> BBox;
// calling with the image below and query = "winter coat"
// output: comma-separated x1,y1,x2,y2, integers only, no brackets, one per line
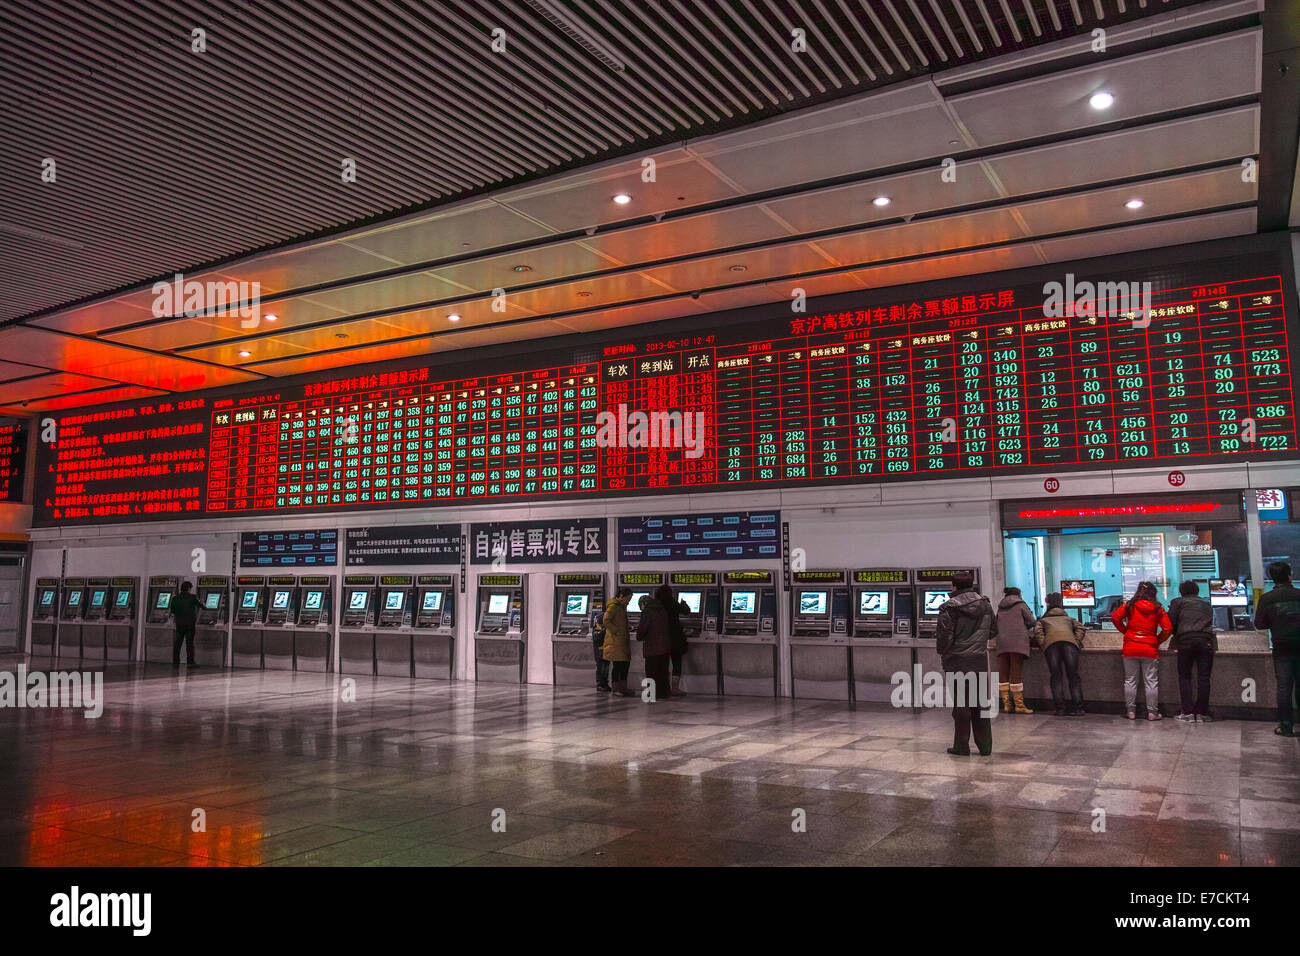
936,589,995,670
1033,607,1086,650
1254,583,1300,658
601,596,631,662
994,595,1036,656
635,598,674,657
170,591,201,627
667,599,688,656
1168,595,1217,651
1111,597,1172,659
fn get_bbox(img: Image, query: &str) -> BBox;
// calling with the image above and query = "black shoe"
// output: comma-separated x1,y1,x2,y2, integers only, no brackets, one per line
1276,724,1294,737
946,746,971,756
977,747,993,757
596,684,612,693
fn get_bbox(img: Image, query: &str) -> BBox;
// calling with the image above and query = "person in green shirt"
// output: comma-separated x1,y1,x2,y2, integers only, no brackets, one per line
170,580,202,669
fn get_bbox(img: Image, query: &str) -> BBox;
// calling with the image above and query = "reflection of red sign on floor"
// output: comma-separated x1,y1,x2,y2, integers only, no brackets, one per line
1168,470,1186,487
1043,477,1060,493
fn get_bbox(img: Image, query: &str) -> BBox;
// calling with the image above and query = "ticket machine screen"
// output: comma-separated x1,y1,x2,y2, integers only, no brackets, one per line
859,590,890,616
798,591,827,615
564,593,589,616
116,590,132,608
422,591,442,612
153,592,168,609
40,589,55,607
488,593,510,614
922,590,949,615
729,591,757,614
678,591,701,614
383,591,405,611
241,590,260,609
348,590,369,611
629,591,650,612
271,590,291,610
204,592,222,610
90,590,107,607
304,591,323,610
67,591,82,607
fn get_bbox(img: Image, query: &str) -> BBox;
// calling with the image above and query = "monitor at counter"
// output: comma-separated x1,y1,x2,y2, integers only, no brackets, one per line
922,590,950,615
1209,578,1249,607
487,593,510,614
303,591,323,610
729,591,757,614
859,590,890,616
153,592,169,610
422,591,442,612
115,590,131,607
383,590,404,611
677,591,701,614
798,590,827,615
270,590,291,610
89,590,106,607
203,592,221,610
240,590,259,609
564,593,589,616
347,590,368,611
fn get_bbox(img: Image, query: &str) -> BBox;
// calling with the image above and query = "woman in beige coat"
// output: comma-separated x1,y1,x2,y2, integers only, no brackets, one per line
602,587,635,697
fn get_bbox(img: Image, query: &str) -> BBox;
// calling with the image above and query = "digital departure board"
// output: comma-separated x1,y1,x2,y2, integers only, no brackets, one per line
0,417,27,503
32,246,1300,527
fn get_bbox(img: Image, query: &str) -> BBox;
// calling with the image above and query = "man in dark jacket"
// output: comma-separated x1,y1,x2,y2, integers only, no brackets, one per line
170,580,201,669
1254,561,1300,737
935,571,996,756
1169,580,1216,721
636,594,674,701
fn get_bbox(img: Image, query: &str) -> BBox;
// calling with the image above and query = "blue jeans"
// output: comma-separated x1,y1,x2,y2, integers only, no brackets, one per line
1276,656,1300,726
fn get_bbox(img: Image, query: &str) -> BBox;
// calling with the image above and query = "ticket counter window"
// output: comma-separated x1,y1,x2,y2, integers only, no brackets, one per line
1003,520,1253,630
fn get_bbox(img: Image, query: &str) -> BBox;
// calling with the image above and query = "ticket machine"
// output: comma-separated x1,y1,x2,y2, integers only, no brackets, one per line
475,573,526,683
669,571,721,694
29,577,59,657
291,574,333,673
719,570,778,696
788,570,852,701
231,575,267,669
103,576,138,661
375,575,414,677
914,568,979,640
76,576,111,662
551,572,605,686
194,575,229,667
616,571,664,689
339,574,378,674
143,575,183,664
57,577,87,663
850,568,915,704
413,574,456,679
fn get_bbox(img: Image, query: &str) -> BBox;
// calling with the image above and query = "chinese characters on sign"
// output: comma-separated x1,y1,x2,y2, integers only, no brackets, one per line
240,529,339,567
0,417,27,503
618,511,782,561
344,524,462,566
468,519,608,565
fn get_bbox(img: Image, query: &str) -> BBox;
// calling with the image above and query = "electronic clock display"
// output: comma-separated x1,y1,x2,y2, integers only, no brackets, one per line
32,254,1298,527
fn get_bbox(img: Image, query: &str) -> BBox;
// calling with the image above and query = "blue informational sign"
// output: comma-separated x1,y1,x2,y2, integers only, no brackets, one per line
240,529,339,567
618,511,781,561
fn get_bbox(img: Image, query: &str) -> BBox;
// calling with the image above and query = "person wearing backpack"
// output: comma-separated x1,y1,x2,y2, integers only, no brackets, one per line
1111,580,1173,720
936,571,996,756
590,604,611,693
1168,580,1217,722
994,586,1036,714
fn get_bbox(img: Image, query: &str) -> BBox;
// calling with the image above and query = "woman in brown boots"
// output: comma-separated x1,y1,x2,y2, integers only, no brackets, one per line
995,586,1036,714
602,587,636,697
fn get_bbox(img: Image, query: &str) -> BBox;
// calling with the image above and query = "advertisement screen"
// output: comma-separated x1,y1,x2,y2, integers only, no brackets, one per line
1209,578,1249,607
858,590,890,616
729,591,757,614
487,593,510,614
798,591,828,615
1060,580,1097,609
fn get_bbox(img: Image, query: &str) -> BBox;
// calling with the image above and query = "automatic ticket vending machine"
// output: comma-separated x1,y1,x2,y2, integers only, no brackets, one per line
258,574,298,670
375,575,414,677
104,576,138,661
719,570,779,696
339,574,378,675
475,573,526,683
231,575,267,669
77,576,110,662
194,575,230,667
414,574,456,680
551,572,605,686
788,570,852,701
30,578,59,657
669,571,721,694
851,568,914,703
292,574,334,673
143,575,182,664
913,567,979,681
618,571,663,689
57,577,87,663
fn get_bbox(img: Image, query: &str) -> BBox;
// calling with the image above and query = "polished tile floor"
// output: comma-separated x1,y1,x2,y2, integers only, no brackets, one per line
2,655,1298,866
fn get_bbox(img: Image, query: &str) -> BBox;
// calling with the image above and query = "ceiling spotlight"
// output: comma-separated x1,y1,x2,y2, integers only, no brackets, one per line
728,264,748,273
512,264,533,273
237,350,251,358
263,313,277,322
576,291,592,298
335,332,349,339
612,193,632,205
1089,91,1114,110
1125,198,1144,209
447,313,461,322
872,196,891,207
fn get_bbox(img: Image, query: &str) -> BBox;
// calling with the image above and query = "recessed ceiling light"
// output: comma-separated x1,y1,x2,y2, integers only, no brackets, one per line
612,193,632,205
447,313,461,322
263,313,277,322
335,332,348,339
872,196,891,207
1125,199,1144,209
512,264,532,273
1089,91,1114,110
728,264,748,273
238,350,250,357
576,291,591,298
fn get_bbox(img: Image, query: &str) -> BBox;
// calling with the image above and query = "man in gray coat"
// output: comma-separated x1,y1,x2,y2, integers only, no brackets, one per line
936,571,996,756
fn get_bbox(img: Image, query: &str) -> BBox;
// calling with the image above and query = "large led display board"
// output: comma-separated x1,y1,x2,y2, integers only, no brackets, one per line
33,246,1298,526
